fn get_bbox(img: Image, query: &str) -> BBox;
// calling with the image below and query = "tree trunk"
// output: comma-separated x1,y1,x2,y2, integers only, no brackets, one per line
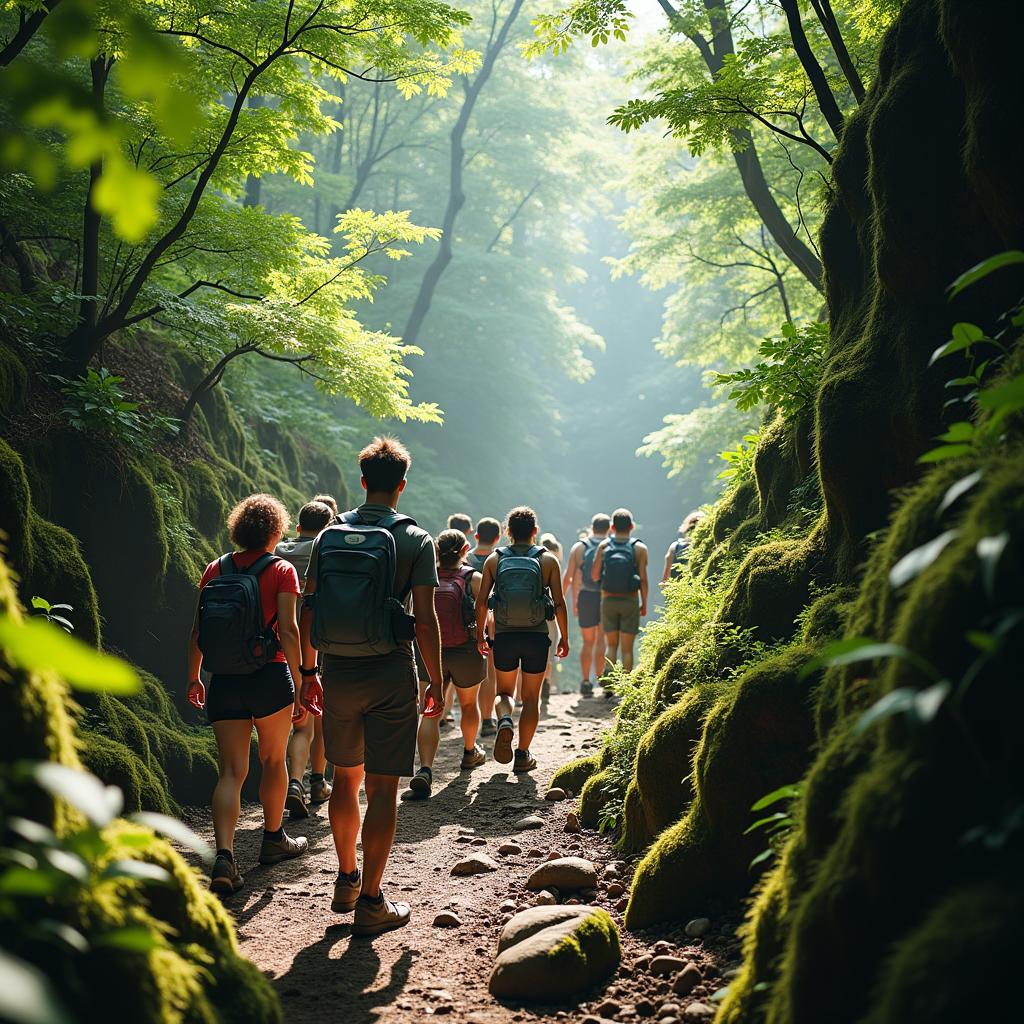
400,0,526,346
810,0,865,103
0,0,62,67
779,0,846,141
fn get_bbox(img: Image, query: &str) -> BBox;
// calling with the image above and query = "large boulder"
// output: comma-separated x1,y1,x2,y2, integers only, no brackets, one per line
489,905,620,1001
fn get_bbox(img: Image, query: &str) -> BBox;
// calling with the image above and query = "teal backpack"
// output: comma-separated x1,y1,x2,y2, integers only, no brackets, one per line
579,535,601,591
490,545,548,628
601,537,641,593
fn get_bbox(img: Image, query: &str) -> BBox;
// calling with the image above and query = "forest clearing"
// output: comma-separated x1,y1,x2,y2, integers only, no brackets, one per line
1,2,1022,1023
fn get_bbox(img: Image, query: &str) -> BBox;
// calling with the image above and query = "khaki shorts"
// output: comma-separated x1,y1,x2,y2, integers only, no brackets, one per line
442,640,486,688
321,650,418,776
602,594,640,635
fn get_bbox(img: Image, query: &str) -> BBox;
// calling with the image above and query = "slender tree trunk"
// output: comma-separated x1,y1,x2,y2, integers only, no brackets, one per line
0,0,62,67
810,0,865,103
180,346,252,425
401,0,526,346
779,0,846,140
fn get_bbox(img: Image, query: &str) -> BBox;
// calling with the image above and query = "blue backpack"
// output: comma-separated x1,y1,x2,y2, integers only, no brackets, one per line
311,510,416,657
601,538,641,593
580,536,601,591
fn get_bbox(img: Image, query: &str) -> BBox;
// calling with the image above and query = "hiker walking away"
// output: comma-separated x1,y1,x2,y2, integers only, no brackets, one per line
476,507,569,773
661,510,704,584
187,494,312,897
562,513,610,697
299,436,442,936
276,500,334,819
405,529,487,799
539,533,563,700
448,512,473,535
591,508,648,684
312,493,339,518
467,517,501,736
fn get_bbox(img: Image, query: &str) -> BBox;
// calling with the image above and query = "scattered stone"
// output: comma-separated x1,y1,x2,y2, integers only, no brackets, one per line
535,890,558,906
526,848,545,858
500,900,517,914
636,998,657,1017
683,1004,715,1020
634,955,652,972
615,897,629,912
650,956,688,977
498,843,522,856
526,857,598,892
607,882,625,898
564,811,581,833
545,787,568,801
546,850,564,861
470,837,488,846
432,912,462,928
516,815,545,831
596,998,622,1018
455,835,473,844
605,865,620,880
672,964,701,996
566,897,581,905
451,854,499,876
658,1003,681,1018
653,941,673,954
489,905,621,1000
661,1019,679,1024
684,917,711,938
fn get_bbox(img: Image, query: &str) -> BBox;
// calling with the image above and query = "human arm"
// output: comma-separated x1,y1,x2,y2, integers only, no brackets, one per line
186,596,204,709
276,591,308,724
412,584,443,714
476,554,497,657
636,543,649,617
661,543,674,585
591,541,605,584
546,554,570,659
298,542,323,714
563,542,582,613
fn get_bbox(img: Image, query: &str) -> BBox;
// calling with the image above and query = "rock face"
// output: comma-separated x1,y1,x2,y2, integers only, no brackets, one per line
451,854,499,876
526,857,598,892
489,905,621,1001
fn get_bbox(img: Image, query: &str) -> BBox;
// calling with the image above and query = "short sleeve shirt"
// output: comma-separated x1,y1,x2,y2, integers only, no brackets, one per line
275,536,316,580
199,551,301,664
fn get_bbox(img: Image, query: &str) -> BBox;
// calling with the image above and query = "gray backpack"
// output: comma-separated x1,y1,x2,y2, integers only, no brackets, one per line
601,538,641,593
490,545,548,628
275,536,315,579
311,510,415,657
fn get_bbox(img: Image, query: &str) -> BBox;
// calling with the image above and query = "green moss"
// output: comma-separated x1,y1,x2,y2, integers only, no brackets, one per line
578,766,614,828
551,752,601,795
79,729,172,814
0,343,28,412
0,436,32,571
688,476,758,579
545,908,620,979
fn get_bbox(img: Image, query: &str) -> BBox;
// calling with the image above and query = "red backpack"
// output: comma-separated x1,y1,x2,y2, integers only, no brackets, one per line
435,565,476,648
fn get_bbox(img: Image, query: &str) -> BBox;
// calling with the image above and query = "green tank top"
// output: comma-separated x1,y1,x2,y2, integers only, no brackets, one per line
466,550,489,572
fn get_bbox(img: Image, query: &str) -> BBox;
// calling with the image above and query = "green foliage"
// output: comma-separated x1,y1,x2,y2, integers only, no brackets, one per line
52,368,142,441
28,596,74,634
717,431,760,485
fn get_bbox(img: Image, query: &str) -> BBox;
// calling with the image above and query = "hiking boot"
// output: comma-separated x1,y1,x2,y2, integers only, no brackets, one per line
310,776,333,804
513,749,537,773
493,716,515,765
461,745,486,770
209,853,243,897
580,680,594,698
541,678,550,702
401,767,432,800
258,830,308,865
331,870,361,913
480,718,497,737
352,891,411,937
286,779,309,820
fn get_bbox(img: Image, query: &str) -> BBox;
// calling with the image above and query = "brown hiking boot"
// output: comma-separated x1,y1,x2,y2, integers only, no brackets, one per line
258,830,308,865
331,870,361,913
493,715,515,765
352,891,411,937
286,779,310,820
310,776,333,804
461,744,486,769
209,853,244,896
513,749,537,773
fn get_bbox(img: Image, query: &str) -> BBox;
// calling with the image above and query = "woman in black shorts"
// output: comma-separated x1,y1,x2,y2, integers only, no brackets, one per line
187,494,311,895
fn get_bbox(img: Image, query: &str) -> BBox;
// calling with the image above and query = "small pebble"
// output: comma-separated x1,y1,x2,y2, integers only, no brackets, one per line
470,837,487,846
650,955,688,976
526,848,545,858
564,811,581,833
607,882,625,898
535,890,557,906
498,843,522,856
683,1004,715,1020
672,964,701,996
684,917,711,938
545,787,568,801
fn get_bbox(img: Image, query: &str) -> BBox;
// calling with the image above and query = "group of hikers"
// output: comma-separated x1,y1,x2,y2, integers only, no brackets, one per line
185,435,699,936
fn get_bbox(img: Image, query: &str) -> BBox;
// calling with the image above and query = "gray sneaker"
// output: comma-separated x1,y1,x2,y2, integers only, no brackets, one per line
258,830,308,865
331,870,361,913
352,891,411,937
209,854,244,896
493,716,515,765
461,744,486,769
480,718,497,737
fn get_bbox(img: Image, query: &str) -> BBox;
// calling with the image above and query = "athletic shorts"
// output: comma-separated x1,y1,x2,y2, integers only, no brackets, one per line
442,640,486,688
206,662,295,723
492,631,551,674
602,594,640,635
577,589,601,629
320,650,418,777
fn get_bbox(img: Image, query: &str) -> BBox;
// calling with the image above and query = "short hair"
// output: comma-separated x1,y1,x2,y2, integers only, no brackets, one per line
612,507,633,532
681,510,705,535
359,436,411,493
311,493,338,517
437,529,468,569
475,517,501,545
298,500,332,534
505,506,537,543
447,513,473,534
540,532,562,557
591,513,611,534
228,494,289,551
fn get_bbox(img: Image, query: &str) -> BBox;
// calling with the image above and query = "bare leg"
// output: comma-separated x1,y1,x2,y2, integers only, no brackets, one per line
605,630,620,671
456,684,481,750
495,668,517,721
479,655,497,720
311,716,327,775
516,671,545,751
621,633,637,673
595,627,607,678
211,719,252,852
580,625,600,680
252,705,295,832
416,696,442,770
287,716,314,784
329,764,363,875
360,773,400,897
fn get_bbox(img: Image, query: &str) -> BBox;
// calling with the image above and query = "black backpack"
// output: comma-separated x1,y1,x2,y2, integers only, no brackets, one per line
580,536,601,591
671,535,691,570
198,553,280,674
601,538,641,593
311,510,416,657
490,545,549,628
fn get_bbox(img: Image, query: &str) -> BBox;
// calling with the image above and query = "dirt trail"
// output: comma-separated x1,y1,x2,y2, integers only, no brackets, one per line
200,692,739,1023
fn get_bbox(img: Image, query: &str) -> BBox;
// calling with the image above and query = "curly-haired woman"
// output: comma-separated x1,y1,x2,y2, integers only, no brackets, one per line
187,493,313,895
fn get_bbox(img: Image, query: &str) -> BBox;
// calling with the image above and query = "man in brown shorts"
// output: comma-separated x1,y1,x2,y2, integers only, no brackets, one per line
299,437,442,936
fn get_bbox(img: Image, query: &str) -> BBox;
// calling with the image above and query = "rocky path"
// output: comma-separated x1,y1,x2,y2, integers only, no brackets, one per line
200,692,740,1023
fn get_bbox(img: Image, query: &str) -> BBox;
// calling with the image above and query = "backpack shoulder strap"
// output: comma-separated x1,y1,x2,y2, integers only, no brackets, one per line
527,544,547,561
374,512,416,531
218,553,236,576
244,553,279,578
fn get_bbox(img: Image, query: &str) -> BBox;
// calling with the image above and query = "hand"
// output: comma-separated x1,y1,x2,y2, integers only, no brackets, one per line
640,603,647,618
556,636,570,659
187,679,205,709
421,680,443,717
478,637,491,659
301,676,324,717
573,599,579,616
291,700,308,725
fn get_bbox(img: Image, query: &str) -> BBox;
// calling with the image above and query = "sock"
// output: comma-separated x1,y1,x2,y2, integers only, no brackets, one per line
264,827,284,842
419,765,432,777
465,747,476,755
337,869,359,883
360,890,384,904
288,778,303,790
311,772,324,784
216,848,233,862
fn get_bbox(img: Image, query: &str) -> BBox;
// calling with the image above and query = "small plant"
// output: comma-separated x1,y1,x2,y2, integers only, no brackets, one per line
52,367,143,442
746,783,802,869
717,432,760,486
29,596,74,633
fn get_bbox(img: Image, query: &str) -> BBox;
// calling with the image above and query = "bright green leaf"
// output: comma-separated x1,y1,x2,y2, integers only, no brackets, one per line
949,251,1024,297
889,530,959,588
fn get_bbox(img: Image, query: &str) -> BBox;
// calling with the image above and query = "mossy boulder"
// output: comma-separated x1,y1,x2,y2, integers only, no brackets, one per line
578,765,615,828
551,752,601,796
0,342,28,411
